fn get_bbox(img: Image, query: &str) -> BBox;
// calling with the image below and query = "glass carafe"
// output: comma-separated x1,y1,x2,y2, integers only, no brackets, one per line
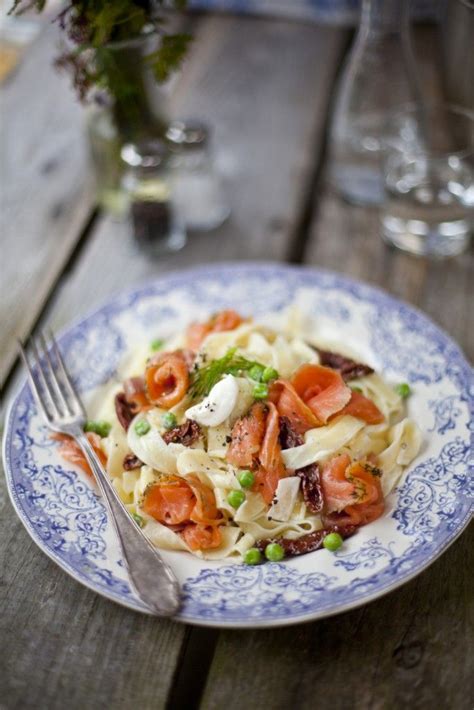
328,0,422,206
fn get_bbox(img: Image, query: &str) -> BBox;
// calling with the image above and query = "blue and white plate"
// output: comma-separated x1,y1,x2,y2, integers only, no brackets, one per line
3,264,472,628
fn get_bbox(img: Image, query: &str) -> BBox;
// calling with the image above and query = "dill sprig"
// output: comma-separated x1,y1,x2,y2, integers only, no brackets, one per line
189,348,266,399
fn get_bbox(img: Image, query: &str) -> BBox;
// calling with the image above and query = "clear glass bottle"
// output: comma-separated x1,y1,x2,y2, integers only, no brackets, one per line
328,0,422,206
121,141,186,256
166,120,230,231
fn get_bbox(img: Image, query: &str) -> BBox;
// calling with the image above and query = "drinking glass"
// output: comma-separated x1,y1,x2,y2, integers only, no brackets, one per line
382,104,474,257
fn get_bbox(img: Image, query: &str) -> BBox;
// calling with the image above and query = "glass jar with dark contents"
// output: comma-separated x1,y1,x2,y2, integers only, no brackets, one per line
121,140,186,255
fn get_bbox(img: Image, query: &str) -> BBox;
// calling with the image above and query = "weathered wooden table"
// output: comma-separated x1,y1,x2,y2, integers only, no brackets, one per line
1,14,472,710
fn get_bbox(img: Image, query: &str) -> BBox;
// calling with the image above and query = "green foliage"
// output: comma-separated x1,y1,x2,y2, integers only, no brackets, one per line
8,0,46,14
86,2,149,46
190,348,268,399
147,33,193,83
9,0,191,103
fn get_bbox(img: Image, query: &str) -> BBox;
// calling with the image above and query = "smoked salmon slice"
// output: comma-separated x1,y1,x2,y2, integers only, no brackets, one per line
227,400,287,504
53,432,107,478
145,350,189,408
320,454,384,527
291,364,352,424
123,376,149,411
227,402,267,468
209,309,244,334
270,380,320,435
186,322,211,352
142,476,195,525
253,402,287,504
341,462,384,525
186,310,244,351
142,474,223,550
181,523,222,550
187,473,222,525
319,453,354,513
337,390,384,424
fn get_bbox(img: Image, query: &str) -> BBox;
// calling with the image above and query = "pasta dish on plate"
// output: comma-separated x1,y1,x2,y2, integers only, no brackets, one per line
54,309,422,565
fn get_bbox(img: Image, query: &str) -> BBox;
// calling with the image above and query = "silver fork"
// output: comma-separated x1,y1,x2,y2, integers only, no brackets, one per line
19,333,180,617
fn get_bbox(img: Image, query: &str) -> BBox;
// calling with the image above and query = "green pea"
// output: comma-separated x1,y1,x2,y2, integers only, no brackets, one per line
132,513,144,528
395,382,412,399
262,366,279,383
243,548,262,565
134,419,151,436
162,412,178,430
248,364,265,382
237,470,255,488
265,542,284,562
351,386,363,393
227,489,246,509
150,338,165,352
323,532,343,552
253,383,269,400
84,420,111,438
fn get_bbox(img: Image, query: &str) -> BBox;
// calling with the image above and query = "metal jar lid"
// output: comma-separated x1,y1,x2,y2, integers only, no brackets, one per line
166,120,209,151
121,140,170,169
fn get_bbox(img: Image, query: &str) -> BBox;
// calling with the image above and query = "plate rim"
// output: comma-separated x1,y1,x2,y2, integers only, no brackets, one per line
3,261,473,628
2,448,472,629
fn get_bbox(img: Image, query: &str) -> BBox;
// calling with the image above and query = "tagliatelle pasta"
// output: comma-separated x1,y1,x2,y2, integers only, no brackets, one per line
281,415,366,470
69,309,422,563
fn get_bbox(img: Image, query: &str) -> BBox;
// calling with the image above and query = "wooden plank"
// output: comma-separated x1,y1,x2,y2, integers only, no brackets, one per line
200,25,473,710
0,535,183,710
304,190,473,361
0,24,95,388
201,527,473,710
1,15,348,710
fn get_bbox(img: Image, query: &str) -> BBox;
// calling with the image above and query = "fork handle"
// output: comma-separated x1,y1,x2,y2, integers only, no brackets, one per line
76,432,180,616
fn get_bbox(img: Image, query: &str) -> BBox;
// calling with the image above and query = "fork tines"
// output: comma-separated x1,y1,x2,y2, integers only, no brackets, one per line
18,333,84,424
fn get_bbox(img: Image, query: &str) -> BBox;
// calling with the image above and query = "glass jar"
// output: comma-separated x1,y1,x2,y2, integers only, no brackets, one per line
121,140,186,256
328,0,422,206
167,121,230,231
